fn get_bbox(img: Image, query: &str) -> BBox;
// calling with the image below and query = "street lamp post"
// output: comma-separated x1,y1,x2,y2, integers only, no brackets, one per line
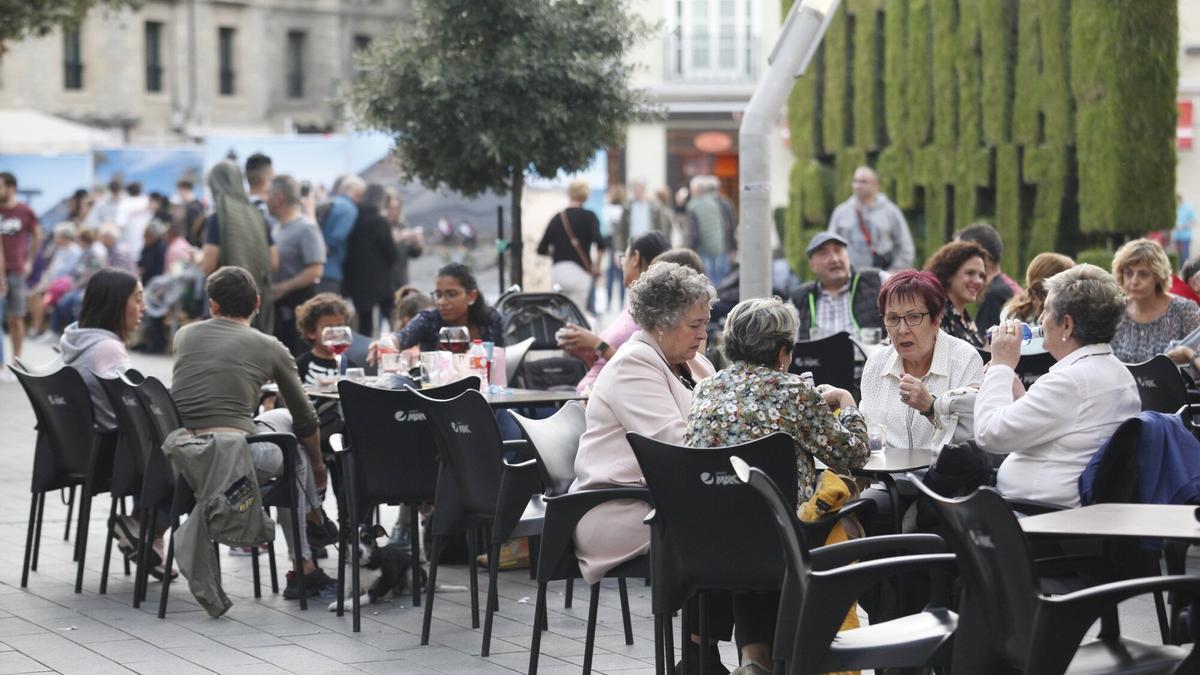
738,0,841,301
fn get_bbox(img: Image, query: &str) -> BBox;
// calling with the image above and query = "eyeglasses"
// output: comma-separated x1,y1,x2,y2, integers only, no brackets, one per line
882,311,931,327
432,289,463,300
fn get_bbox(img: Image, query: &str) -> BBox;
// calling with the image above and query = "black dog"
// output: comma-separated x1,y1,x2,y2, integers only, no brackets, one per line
328,524,424,611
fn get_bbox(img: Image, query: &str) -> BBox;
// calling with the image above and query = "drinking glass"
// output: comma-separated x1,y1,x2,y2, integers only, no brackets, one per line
345,367,366,384
438,326,470,353
321,325,353,375
868,425,887,454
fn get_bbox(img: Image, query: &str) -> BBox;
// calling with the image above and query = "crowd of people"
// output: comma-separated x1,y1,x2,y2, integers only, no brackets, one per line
9,157,1200,670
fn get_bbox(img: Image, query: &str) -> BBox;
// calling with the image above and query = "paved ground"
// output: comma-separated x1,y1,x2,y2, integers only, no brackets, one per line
0,338,1191,674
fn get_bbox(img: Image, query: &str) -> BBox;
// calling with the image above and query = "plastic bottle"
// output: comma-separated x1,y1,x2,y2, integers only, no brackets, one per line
467,339,488,392
985,323,1044,345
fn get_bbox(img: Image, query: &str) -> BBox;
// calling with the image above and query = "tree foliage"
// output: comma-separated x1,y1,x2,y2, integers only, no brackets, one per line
351,0,652,284
0,0,139,44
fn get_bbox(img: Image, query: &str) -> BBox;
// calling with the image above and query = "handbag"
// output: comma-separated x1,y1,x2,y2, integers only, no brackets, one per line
559,210,594,274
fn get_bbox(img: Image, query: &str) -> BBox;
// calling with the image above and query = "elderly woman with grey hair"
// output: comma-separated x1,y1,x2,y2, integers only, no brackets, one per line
976,264,1141,507
570,262,716,578
684,297,869,672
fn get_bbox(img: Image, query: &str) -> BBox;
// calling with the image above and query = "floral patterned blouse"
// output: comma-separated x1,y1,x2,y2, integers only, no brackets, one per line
940,304,985,349
1111,296,1200,364
685,361,870,502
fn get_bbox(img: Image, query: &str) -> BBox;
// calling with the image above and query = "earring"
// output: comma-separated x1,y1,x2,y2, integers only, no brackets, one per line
1062,335,1068,342
656,330,664,342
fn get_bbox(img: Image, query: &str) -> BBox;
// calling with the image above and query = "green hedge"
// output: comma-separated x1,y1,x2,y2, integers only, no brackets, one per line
782,0,1178,278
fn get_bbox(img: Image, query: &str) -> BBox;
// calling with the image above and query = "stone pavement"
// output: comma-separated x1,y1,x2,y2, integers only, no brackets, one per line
0,339,1188,674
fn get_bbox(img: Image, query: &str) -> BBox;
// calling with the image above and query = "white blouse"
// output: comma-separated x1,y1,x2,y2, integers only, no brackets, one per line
975,343,1141,507
860,331,984,450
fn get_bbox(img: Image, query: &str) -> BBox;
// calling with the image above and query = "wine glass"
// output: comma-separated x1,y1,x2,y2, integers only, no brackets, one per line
438,326,470,353
321,325,353,376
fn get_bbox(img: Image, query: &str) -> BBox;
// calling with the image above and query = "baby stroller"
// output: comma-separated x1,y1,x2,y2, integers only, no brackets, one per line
494,289,589,390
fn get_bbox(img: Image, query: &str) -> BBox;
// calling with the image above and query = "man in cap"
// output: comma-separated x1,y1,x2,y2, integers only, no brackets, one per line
789,231,886,340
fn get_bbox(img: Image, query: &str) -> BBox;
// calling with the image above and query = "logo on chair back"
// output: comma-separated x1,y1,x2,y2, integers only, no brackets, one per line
46,394,67,406
967,529,995,549
393,409,427,423
122,395,139,408
793,357,821,368
699,471,740,486
451,422,472,435
1136,377,1158,389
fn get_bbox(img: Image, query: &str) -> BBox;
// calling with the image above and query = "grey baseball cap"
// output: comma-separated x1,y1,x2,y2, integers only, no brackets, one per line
806,232,848,256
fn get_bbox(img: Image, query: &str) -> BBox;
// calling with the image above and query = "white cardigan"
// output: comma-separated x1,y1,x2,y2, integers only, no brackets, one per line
975,343,1141,507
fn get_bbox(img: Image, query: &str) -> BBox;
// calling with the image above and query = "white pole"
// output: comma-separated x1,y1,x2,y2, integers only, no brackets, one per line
738,0,841,300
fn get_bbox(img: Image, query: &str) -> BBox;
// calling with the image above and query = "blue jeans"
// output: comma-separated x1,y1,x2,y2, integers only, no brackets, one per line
52,288,85,333
605,250,625,308
0,295,5,365
702,253,731,285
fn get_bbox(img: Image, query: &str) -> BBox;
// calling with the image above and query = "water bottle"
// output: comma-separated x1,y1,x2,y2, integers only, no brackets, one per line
467,339,489,392
985,322,1044,345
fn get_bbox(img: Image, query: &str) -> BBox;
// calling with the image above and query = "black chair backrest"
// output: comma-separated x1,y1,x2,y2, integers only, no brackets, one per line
132,376,184,510
337,377,478,520
789,332,856,392
1127,354,1189,413
912,481,1037,670
1014,351,1056,388
511,401,586,496
409,383,503,519
136,376,183,445
628,432,798,600
11,364,98,491
96,369,155,498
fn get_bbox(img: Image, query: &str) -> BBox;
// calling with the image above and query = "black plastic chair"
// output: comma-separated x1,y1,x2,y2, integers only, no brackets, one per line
1014,350,1056,388
730,457,957,674
1128,354,1190,413
789,332,857,397
11,363,121,594
628,431,799,674
509,403,641,672
408,383,543,646
331,377,478,632
913,479,1200,673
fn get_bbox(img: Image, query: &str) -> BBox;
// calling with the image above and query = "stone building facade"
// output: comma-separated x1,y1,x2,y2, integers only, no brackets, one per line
0,0,411,143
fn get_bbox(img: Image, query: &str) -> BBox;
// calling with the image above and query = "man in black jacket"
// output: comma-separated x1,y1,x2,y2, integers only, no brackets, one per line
790,232,883,341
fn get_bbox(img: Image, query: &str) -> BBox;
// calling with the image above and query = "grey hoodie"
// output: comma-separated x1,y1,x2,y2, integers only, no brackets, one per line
59,322,130,431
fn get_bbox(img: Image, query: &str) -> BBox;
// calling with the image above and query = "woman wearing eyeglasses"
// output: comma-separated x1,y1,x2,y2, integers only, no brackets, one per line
370,262,506,355
859,270,984,452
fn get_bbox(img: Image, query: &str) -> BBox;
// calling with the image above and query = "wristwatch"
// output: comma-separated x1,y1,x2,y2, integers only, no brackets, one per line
595,340,610,357
919,395,937,419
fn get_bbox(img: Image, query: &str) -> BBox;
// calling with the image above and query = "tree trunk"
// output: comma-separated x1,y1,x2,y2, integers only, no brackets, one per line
510,170,524,288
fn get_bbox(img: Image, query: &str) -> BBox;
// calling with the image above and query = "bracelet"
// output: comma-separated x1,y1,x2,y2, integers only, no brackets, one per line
920,395,937,419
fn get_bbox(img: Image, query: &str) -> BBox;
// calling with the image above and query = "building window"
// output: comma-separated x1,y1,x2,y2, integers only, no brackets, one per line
666,0,758,82
352,34,371,81
287,30,306,98
63,29,83,90
219,27,236,96
145,21,164,93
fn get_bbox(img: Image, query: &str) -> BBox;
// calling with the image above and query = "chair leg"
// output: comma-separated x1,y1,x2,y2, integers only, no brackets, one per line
335,518,348,618
267,542,279,593
680,603,690,673
565,577,574,608
1154,590,1171,644
32,492,45,571
134,508,156,607
251,545,262,599
583,583,601,675
73,487,94,594
158,519,177,619
618,577,634,645
21,493,38,588
482,537,503,657
118,499,130,577
528,580,549,675
663,611,675,675
654,613,664,675
410,505,422,608
352,524,363,633
99,498,118,594
467,529,480,629
289,504,307,612
699,594,710,675
64,486,75,542
421,535,444,645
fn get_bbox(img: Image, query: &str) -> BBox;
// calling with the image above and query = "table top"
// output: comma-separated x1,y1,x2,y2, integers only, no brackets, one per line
265,381,585,408
855,447,938,473
1019,503,1200,543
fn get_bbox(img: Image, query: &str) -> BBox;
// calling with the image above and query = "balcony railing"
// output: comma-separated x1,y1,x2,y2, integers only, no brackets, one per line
664,28,759,84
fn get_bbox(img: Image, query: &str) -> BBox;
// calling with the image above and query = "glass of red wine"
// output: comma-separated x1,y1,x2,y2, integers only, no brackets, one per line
321,325,354,376
438,326,470,353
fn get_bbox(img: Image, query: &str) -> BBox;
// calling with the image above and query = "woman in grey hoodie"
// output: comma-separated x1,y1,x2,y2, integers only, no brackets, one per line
59,268,145,431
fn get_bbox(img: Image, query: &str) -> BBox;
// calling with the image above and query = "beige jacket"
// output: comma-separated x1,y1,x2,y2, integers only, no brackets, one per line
570,331,715,583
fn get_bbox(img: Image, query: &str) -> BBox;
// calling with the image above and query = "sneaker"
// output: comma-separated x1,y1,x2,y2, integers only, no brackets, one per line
284,567,332,600
228,544,267,556
306,511,339,549
0,369,16,384
475,538,529,570
112,515,140,560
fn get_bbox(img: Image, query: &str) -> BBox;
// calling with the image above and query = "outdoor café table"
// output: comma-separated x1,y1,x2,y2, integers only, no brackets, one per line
847,447,939,534
264,380,587,410
1019,503,1200,545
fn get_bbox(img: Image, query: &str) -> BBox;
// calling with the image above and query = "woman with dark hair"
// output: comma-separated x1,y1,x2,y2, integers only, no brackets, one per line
557,231,671,394
59,268,145,431
370,262,505,356
923,240,990,348
344,184,399,336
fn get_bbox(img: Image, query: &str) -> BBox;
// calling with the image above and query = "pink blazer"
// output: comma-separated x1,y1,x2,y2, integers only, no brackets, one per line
570,331,715,583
